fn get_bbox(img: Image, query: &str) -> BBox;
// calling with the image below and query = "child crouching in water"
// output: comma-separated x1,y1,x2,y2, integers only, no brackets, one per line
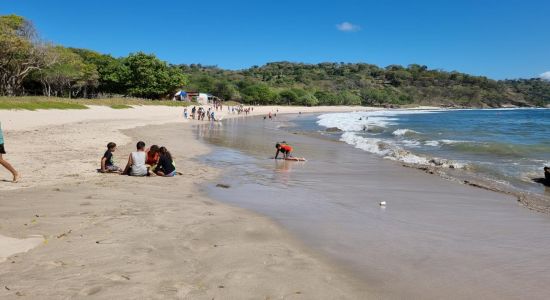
154,146,176,177
100,142,122,173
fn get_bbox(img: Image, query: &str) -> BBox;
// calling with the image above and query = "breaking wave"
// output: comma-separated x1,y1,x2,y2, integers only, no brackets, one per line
392,128,418,137
317,109,464,169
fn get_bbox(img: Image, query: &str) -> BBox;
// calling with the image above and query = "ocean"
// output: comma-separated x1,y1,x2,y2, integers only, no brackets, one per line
314,108,550,195
196,110,550,299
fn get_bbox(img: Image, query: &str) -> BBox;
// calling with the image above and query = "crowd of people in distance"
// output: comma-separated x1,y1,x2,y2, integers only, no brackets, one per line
182,105,257,121
184,106,217,121
100,141,177,177
228,105,254,115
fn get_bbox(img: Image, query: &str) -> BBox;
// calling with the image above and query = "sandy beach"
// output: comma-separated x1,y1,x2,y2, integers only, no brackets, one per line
0,105,369,299
3,104,549,299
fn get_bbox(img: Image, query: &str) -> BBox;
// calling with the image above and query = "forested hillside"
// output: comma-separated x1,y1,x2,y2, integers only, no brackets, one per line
2,14,550,107
180,63,550,107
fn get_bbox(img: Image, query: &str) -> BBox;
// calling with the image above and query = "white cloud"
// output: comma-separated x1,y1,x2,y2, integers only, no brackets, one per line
336,22,361,32
540,71,550,81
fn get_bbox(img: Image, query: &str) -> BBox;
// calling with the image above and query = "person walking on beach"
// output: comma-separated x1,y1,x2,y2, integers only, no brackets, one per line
191,106,196,119
0,122,20,182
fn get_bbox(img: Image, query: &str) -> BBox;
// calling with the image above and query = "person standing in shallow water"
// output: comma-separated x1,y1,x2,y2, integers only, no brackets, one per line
0,122,20,182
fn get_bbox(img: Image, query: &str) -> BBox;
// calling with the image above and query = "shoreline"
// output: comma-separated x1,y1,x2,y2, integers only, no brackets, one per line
306,109,550,215
198,114,550,299
0,105,370,298
2,104,548,297
401,161,550,214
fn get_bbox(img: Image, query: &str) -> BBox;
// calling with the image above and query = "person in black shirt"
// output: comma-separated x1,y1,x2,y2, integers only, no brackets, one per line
100,142,121,173
154,146,176,177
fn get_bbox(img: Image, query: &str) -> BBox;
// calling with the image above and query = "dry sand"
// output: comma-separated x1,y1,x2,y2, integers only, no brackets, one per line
0,105,370,191
0,105,369,299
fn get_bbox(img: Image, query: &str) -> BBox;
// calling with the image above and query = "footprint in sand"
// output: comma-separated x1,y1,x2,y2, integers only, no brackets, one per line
159,282,194,298
104,273,131,282
80,286,102,296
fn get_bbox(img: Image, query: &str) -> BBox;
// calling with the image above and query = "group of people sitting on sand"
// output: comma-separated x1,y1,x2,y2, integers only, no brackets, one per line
100,141,177,177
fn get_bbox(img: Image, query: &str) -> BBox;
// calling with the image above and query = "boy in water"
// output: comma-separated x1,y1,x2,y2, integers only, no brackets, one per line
274,142,293,159
0,123,20,182
100,142,122,173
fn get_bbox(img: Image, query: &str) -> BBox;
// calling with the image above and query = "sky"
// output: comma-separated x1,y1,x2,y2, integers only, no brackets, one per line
1,0,549,80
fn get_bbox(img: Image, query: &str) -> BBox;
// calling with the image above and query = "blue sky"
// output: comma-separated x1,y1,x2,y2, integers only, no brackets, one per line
2,0,549,79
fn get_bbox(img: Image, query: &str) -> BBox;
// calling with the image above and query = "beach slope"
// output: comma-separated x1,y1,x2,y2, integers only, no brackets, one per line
0,106,368,299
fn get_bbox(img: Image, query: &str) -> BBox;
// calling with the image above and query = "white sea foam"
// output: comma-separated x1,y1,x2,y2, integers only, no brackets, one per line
393,128,418,136
401,139,421,147
440,139,467,145
317,109,439,132
319,110,464,169
340,132,389,156
386,152,430,165
339,132,448,167
425,140,440,147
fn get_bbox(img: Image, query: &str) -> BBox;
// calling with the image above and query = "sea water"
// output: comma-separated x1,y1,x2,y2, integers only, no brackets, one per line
315,108,550,194
197,113,550,299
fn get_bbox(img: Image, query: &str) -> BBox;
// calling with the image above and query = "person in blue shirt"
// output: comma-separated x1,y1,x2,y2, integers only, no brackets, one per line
0,123,20,183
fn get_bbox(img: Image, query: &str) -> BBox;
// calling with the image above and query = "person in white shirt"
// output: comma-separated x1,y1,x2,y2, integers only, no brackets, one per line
122,141,148,176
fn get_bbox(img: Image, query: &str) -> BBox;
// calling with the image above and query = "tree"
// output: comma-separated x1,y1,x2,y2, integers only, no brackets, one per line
337,91,362,105
279,89,298,105
298,93,319,106
121,52,187,99
213,81,238,100
240,83,277,104
35,46,98,98
188,75,216,93
360,89,387,106
0,15,48,95
314,90,338,105
70,48,123,95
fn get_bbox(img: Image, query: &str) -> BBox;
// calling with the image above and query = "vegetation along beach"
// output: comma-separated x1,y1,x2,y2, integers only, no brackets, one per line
1,1,550,299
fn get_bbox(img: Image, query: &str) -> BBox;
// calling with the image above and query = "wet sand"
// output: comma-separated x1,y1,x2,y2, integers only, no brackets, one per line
0,107,370,299
201,115,550,299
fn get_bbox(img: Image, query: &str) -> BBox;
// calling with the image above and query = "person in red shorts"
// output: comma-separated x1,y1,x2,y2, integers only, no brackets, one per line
274,142,293,159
